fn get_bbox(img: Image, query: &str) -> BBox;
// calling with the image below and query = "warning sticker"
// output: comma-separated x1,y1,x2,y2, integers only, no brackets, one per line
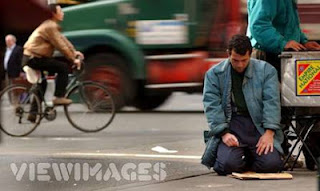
296,60,320,95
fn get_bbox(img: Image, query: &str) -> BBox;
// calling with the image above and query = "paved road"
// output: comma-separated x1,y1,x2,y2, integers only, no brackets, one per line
0,93,318,190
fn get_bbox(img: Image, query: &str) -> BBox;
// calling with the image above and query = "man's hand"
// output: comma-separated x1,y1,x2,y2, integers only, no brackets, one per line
222,133,239,147
285,40,306,51
304,41,320,50
19,72,26,79
74,59,81,70
75,51,84,60
256,129,275,155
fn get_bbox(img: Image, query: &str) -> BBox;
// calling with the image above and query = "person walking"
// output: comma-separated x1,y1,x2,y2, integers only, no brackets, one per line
1,34,23,89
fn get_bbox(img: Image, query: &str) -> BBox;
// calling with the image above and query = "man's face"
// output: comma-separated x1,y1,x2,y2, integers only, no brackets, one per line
53,6,64,21
229,50,251,73
5,36,14,48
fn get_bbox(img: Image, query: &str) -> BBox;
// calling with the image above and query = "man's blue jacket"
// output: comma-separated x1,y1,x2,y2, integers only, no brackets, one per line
201,58,284,168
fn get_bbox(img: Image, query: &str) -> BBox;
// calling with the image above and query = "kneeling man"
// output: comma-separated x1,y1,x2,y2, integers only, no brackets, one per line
202,34,283,175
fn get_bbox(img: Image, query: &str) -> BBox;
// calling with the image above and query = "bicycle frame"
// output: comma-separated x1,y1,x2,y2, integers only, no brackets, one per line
31,67,84,105
20,67,86,123
0,61,116,136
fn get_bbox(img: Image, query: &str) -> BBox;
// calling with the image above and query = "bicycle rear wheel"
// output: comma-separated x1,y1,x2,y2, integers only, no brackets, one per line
0,85,41,136
64,82,116,132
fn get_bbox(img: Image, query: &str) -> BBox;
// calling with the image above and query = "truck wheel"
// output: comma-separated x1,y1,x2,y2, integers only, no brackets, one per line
134,93,171,110
85,53,135,110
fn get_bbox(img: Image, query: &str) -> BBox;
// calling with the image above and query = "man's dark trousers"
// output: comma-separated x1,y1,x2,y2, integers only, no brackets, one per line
213,115,282,175
26,57,69,97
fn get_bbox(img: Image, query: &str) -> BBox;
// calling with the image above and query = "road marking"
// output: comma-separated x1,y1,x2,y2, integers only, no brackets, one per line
0,151,201,160
151,146,178,153
146,82,202,89
19,137,100,141
56,152,201,160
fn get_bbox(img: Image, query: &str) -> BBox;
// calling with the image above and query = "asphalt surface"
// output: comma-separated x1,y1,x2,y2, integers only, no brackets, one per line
0,92,318,191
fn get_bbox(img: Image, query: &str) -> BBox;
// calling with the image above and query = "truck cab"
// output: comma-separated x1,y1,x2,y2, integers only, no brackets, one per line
60,0,244,110
60,0,320,110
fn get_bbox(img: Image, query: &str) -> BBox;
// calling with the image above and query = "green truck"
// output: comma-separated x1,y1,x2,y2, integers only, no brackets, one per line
60,0,246,110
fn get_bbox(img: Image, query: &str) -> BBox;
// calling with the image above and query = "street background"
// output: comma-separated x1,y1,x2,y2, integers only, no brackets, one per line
0,93,317,191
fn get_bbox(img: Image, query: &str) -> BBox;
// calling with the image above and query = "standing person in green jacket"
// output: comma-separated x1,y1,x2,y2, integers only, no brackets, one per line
247,0,320,75
247,0,320,168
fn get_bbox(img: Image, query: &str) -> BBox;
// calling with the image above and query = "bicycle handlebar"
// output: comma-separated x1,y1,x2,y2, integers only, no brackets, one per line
72,57,85,77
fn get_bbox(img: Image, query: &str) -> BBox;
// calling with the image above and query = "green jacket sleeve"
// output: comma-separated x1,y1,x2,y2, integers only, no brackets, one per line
248,0,287,54
300,30,309,44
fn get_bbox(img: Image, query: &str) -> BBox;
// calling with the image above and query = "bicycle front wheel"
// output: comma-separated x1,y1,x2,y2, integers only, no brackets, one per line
0,85,41,137
64,82,116,132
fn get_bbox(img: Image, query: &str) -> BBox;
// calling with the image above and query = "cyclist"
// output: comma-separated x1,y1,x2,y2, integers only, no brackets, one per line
22,3,84,122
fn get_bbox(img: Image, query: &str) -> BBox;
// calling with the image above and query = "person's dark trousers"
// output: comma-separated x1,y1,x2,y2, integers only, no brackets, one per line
318,157,320,190
0,78,5,92
265,52,281,80
30,72,47,113
213,115,282,175
27,57,69,97
25,56,69,114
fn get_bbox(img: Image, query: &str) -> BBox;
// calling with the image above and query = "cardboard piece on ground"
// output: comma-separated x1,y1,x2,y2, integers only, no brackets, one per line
230,172,293,180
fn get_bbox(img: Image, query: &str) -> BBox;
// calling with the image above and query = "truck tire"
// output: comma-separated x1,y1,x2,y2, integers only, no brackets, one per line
134,93,171,110
85,53,135,110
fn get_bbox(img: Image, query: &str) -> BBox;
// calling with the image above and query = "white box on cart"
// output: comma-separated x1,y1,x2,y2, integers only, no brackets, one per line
281,51,320,107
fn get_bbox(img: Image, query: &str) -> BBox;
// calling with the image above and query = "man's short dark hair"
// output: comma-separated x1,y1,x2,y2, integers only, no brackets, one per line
228,34,253,56
48,4,58,14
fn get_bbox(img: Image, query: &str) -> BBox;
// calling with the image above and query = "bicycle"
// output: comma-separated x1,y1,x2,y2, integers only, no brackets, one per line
0,63,116,137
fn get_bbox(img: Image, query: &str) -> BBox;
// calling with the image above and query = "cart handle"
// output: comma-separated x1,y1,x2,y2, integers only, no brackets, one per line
278,53,293,59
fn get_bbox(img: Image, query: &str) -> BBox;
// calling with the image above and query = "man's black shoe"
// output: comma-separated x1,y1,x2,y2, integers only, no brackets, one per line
27,114,37,123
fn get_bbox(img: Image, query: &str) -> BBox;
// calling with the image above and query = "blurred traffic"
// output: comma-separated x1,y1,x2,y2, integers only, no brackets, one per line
2,0,320,111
